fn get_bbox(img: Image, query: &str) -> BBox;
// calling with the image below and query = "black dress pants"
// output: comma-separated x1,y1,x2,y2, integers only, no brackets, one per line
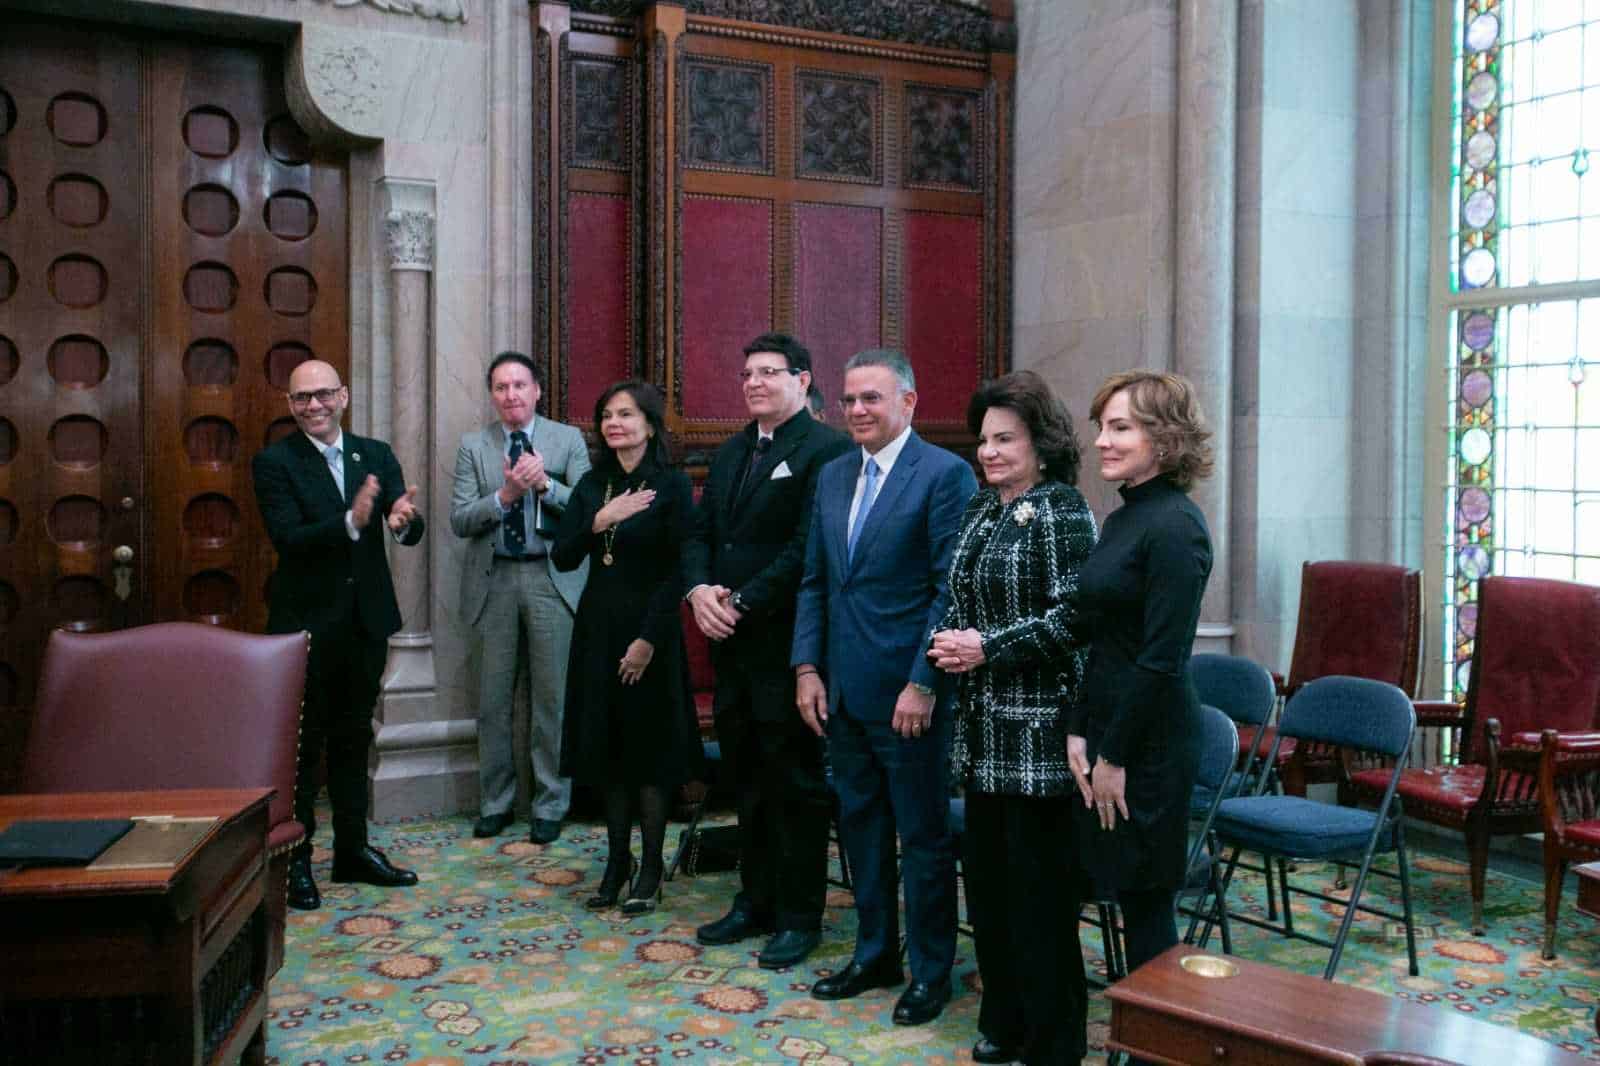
964,790,1087,1066
294,620,389,856
712,657,831,931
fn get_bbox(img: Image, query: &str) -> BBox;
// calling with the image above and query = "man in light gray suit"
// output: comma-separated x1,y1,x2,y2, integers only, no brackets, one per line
451,351,591,844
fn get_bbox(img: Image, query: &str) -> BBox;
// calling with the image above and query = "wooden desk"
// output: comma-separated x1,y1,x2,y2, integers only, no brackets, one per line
1576,862,1600,920
0,789,272,1066
1107,945,1593,1065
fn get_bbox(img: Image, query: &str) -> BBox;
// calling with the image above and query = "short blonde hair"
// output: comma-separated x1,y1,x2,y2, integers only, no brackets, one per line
1089,370,1214,490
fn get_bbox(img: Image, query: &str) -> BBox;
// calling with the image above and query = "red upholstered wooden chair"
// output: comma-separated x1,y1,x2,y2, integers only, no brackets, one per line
1349,576,1600,934
1534,728,1600,958
20,622,309,977
1273,561,1423,796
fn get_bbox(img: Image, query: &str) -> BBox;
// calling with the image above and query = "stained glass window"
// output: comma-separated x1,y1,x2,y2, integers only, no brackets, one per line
1445,0,1600,698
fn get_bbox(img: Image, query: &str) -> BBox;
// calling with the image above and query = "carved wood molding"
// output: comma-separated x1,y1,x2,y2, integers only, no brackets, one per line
572,0,1000,53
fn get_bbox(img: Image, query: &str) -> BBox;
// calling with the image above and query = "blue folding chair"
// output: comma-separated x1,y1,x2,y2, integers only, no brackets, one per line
1190,652,1280,796
1209,676,1419,979
1191,653,1285,917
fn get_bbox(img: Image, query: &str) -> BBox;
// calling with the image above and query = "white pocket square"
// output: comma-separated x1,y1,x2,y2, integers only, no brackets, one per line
770,461,793,479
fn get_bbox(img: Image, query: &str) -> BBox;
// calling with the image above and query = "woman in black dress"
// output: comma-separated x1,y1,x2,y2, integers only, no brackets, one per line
553,381,701,915
928,371,1097,1066
1067,369,1214,1007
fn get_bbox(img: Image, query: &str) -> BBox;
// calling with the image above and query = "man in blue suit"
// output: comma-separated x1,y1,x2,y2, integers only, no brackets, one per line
792,349,977,1025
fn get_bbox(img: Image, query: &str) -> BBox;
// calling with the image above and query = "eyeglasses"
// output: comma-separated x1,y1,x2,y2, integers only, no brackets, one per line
838,391,887,409
288,387,344,408
738,366,801,383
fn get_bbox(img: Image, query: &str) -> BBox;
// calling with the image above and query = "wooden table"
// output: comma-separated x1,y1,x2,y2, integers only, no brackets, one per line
1107,945,1594,1065
1576,861,1600,920
0,789,272,1066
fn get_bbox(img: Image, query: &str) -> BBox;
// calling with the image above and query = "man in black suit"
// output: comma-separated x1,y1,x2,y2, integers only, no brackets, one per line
685,333,851,969
252,359,426,911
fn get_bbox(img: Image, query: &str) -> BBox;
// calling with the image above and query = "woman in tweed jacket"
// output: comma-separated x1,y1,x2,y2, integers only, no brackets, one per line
929,370,1097,1066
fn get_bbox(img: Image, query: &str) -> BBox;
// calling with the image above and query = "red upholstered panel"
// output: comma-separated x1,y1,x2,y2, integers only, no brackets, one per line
1568,820,1600,849
1377,764,1487,820
902,211,981,422
681,195,772,420
1467,576,1600,757
795,203,881,413
567,193,632,422
681,601,716,736
1236,725,1297,766
1286,562,1421,695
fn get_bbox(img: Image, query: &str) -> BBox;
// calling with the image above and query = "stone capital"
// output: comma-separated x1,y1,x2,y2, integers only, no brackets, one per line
385,209,436,271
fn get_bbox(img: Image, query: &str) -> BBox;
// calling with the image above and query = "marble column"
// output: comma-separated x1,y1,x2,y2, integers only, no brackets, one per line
372,180,475,819
1174,0,1237,652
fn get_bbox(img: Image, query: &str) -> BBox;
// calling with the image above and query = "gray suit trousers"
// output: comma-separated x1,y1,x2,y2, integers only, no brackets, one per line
475,558,574,820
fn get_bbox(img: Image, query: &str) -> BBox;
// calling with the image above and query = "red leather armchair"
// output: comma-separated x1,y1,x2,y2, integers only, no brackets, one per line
19,622,309,976
1275,561,1422,795
1349,576,1600,933
1534,728,1600,958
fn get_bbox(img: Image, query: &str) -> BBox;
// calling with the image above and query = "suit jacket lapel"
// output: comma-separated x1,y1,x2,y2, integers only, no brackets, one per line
485,422,509,493
732,431,799,519
290,432,348,511
343,434,368,506
847,432,921,574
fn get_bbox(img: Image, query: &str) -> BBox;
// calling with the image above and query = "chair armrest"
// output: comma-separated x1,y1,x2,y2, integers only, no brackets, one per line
1413,699,1466,727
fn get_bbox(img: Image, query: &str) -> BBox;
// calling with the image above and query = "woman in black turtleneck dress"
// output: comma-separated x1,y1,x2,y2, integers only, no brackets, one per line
1066,370,1214,1014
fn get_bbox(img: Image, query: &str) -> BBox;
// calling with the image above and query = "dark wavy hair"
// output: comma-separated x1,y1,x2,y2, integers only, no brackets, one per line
966,370,1081,486
1089,369,1215,490
591,380,672,471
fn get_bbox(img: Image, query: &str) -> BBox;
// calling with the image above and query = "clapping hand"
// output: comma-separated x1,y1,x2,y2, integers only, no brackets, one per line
351,474,381,529
387,484,421,532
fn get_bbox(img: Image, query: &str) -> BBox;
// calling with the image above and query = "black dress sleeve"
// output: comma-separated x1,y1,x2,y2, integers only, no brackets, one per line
1097,502,1211,766
552,471,601,572
641,470,691,649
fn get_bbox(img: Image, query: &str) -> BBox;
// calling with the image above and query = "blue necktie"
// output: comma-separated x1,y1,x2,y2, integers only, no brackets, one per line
324,443,344,498
503,430,529,555
847,457,880,562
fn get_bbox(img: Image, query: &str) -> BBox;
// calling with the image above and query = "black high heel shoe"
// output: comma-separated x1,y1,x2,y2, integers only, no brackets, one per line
585,853,637,911
620,862,663,915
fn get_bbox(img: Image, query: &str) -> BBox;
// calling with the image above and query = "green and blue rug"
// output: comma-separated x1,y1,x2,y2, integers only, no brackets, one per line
266,814,1600,1065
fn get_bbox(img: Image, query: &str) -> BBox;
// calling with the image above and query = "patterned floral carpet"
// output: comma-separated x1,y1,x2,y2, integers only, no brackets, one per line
266,812,1600,1065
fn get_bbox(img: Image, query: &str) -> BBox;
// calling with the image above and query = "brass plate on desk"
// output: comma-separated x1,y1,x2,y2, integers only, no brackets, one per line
88,816,217,870
1178,954,1238,979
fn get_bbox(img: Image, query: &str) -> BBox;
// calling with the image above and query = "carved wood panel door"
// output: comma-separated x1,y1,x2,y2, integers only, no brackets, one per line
0,19,348,785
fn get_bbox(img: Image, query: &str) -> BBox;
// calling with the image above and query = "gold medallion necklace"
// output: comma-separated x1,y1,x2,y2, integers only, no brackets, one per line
600,477,644,566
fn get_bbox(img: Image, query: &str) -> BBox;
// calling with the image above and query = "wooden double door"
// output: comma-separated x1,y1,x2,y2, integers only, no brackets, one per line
0,19,348,785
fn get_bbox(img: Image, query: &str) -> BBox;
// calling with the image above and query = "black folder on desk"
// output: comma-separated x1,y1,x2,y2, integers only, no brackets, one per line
0,818,136,868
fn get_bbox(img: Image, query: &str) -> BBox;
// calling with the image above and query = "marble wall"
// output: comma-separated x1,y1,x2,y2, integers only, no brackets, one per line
1014,0,1434,676
1013,0,1179,519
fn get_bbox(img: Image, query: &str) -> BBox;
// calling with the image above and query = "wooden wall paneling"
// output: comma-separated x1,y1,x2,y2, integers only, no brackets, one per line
533,3,570,386
643,5,686,401
562,19,640,425
148,40,347,637
0,23,145,783
670,27,991,448
986,24,1016,379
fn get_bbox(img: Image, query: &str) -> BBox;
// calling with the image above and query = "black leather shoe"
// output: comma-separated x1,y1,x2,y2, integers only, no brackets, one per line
810,958,904,1000
286,855,321,911
472,810,514,838
529,818,563,845
892,978,952,1026
757,929,820,970
696,907,775,946
971,1036,1019,1064
330,845,418,887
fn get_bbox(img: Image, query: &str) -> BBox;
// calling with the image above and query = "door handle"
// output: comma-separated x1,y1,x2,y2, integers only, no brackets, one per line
113,544,134,602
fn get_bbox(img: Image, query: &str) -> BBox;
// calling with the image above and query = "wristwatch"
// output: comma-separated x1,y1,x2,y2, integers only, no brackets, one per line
909,681,934,696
